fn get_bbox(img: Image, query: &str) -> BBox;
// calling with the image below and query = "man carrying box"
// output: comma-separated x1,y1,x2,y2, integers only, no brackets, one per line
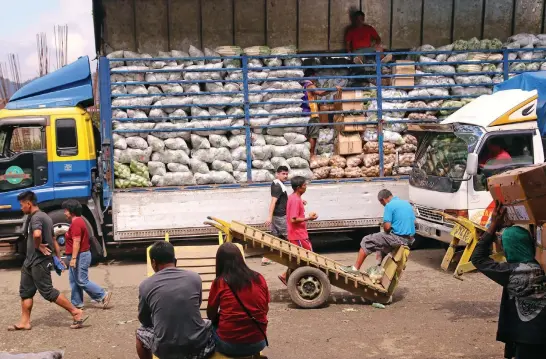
340,189,415,276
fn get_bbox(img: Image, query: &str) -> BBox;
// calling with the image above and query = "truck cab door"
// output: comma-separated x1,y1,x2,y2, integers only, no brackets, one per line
0,120,51,207
468,130,537,225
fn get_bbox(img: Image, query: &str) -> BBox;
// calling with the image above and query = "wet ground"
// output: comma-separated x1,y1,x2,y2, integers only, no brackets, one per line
0,240,504,359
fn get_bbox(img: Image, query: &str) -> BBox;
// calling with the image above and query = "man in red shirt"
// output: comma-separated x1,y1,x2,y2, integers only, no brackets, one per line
479,138,512,167
62,200,112,309
278,176,318,285
345,11,382,54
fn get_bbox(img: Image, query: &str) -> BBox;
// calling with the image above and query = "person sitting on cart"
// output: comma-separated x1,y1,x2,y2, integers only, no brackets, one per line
471,203,546,359
340,189,415,276
278,176,318,285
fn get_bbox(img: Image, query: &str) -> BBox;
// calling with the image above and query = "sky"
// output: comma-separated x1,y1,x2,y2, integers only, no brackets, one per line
0,0,95,82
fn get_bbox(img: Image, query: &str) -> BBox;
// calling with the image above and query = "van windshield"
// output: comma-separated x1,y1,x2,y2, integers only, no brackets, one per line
409,125,483,193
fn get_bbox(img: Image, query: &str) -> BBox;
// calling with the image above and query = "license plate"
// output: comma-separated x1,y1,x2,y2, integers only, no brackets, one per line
450,223,473,243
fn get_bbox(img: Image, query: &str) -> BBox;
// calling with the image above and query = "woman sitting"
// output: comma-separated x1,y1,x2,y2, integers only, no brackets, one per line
207,243,270,357
471,203,546,359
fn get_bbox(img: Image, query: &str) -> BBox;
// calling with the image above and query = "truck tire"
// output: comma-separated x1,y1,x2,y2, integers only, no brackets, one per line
287,266,331,309
48,209,101,263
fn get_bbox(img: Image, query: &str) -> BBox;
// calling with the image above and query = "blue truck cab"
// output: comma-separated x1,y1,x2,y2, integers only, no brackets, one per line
0,56,104,258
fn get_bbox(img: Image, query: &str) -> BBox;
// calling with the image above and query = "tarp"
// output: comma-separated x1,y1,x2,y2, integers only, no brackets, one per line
6,56,92,110
494,71,546,136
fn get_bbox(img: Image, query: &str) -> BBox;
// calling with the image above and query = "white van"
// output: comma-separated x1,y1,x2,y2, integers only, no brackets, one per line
408,89,545,244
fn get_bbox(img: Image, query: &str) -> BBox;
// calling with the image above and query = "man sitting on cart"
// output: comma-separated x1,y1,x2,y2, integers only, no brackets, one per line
340,189,415,276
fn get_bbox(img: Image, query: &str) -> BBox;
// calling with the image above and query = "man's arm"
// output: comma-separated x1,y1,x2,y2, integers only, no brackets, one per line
288,200,317,223
383,222,392,233
138,287,153,327
306,83,328,97
206,280,220,323
32,224,51,256
265,197,278,226
382,204,393,234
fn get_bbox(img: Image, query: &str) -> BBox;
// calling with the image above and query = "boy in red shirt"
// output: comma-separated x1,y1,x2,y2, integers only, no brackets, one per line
278,176,318,285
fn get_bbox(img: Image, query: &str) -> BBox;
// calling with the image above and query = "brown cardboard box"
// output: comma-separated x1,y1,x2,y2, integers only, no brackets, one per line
334,90,366,112
318,104,332,124
538,224,546,272
488,164,546,224
391,60,415,87
335,133,363,155
488,164,546,204
333,115,365,132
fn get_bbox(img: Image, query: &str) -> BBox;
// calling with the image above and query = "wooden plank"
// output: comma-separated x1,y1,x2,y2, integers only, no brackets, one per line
363,0,392,49
235,0,266,48
483,0,512,40
134,0,169,53
422,0,453,46
453,0,483,41
181,266,216,274
383,257,398,280
329,0,360,51
391,0,423,49
102,0,136,51
515,0,544,34
203,281,212,291
174,245,219,259
168,0,201,50
202,0,234,48
267,0,297,47
298,0,329,51
178,258,217,267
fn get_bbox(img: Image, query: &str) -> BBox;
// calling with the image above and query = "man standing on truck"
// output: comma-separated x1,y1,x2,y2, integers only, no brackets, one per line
263,166,290,265
8,191,87,331
345,11,382,55
137,241,215,359
62,199,112,309
340,189,415,276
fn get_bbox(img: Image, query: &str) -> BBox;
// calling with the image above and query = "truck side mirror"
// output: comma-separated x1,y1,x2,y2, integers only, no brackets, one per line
466,153,478,176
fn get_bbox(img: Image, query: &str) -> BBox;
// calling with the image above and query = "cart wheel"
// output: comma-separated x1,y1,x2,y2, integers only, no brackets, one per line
287,266,331,309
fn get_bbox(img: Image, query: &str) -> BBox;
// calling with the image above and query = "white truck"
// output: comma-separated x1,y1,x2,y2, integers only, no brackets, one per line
409,76,546,244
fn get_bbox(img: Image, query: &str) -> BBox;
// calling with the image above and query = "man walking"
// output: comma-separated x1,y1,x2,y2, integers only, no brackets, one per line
340,189,415,276
62,199,112,309
263,166,290,265
136,241,215,359
8,191,86,331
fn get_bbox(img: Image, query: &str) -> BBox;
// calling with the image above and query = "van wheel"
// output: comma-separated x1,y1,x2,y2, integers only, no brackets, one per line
47,209,101,263
287,266,331,309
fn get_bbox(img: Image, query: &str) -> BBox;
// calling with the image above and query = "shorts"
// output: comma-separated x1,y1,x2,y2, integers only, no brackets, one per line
137,325,215,359
19,260,60,302
360,232,412,256
271,215,288,239
307,117,321,139
289,238,313,251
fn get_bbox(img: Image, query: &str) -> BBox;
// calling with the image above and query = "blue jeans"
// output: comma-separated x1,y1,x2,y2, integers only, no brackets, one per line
68,251,105,307
213,329,266,357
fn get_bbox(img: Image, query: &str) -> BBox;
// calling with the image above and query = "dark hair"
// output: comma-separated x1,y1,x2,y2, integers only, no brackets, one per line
215,242,259,292
291,176,306,191
62,199,83,216
149,241,176,265
17,191,37,205
354,10,365,17
276,166,289,173
377,189,392,200
304,68,317,78
489,137,504,148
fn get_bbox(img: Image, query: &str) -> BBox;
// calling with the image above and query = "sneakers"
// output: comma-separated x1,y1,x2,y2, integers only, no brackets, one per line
339,265,362,276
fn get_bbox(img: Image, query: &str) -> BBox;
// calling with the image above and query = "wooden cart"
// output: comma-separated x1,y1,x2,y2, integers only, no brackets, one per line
206,217,410,308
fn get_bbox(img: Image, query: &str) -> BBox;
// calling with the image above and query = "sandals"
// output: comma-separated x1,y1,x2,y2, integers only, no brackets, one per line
7,324,31,331
70,315,89,329
100,292,113,309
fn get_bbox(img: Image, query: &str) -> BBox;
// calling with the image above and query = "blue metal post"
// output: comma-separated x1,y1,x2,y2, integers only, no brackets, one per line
99,56,114,203
241,55,253,182
375,52,384,177
502,49,509,81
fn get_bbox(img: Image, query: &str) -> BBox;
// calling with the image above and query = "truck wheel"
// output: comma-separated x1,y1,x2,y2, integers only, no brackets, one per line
287,266,331,309
48,210,101,263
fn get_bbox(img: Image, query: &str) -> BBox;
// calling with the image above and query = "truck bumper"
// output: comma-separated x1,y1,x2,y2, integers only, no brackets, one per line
415,218,454,244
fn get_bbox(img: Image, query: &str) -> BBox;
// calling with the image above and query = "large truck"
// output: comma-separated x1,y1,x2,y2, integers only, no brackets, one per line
409,72,546,243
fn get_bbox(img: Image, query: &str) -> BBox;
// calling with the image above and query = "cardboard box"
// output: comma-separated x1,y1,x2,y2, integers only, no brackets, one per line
335,133,363,155
391,60,415,87
538,224,546,272
334,115,365,132
318,104,332,124
488,164,546,224
334,90,366,112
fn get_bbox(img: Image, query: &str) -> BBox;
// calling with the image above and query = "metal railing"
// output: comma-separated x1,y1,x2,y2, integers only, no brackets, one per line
98,47,544,196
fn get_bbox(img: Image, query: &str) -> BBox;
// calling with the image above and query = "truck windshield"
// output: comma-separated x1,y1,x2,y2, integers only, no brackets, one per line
409,125,482,193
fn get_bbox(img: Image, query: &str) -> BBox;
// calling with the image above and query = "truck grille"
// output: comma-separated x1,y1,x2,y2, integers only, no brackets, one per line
414,205,444,223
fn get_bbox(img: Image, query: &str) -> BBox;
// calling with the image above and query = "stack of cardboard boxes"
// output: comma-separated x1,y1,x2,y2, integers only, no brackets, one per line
487,163,546,271
391,61,415,88
333,90,365,155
